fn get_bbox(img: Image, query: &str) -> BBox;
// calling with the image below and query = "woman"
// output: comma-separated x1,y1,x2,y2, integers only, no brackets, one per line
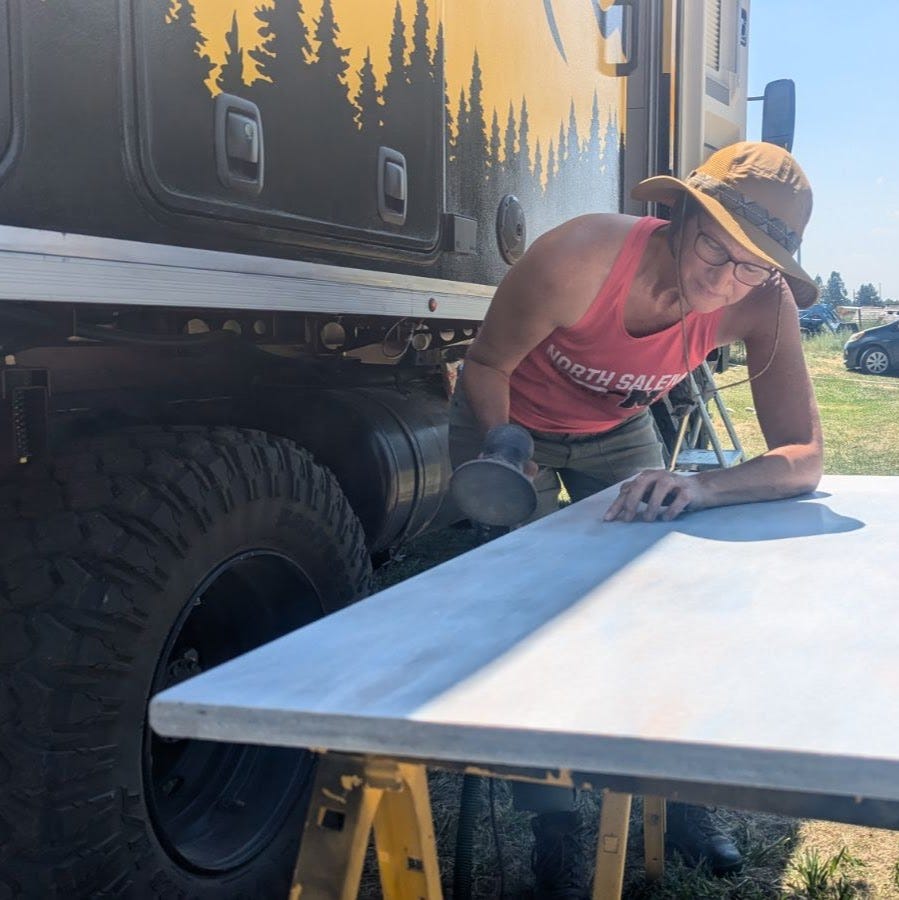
449,142,822,896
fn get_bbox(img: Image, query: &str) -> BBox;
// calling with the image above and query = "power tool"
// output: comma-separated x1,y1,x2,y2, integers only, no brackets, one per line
450,423,538,527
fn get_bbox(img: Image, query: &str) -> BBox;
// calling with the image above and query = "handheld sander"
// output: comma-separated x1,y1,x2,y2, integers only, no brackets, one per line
450,423,538,527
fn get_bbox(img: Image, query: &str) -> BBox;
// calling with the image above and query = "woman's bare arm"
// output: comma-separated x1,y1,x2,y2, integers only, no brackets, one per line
605,278,823,521
460,216,626,438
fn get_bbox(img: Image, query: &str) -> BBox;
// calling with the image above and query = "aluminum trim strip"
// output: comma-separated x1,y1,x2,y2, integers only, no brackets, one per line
0,225,493,320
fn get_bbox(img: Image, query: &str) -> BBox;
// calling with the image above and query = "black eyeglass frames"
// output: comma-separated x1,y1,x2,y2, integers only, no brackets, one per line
693,231,776,287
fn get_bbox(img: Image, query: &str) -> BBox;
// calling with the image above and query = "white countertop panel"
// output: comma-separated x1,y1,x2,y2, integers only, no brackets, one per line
150,475,899,802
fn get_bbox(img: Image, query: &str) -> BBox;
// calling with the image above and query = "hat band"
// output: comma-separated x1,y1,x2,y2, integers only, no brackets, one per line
686,171,801,254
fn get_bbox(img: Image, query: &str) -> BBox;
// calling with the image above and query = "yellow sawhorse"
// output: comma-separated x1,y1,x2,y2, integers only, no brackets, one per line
290,752,667,899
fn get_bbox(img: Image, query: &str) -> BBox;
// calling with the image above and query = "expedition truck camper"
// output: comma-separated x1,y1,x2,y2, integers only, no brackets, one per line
0,0,776,895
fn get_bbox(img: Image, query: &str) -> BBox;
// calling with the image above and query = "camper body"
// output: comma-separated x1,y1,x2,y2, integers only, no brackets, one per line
0,1,751,895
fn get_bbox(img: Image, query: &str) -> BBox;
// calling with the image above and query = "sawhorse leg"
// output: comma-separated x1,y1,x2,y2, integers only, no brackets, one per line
643,796,666,881
592,793,667,899
290,753,442,900
592,790,631,899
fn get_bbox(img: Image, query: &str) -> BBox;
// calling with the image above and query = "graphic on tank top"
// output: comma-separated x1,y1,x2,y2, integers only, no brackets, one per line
544,341,690,410
509,216,724,434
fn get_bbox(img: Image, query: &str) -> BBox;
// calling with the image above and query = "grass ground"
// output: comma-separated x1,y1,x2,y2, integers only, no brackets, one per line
361,332,899,899
722,332,899,474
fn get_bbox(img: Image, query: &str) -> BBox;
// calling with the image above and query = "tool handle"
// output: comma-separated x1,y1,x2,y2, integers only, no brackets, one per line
482,424,534,468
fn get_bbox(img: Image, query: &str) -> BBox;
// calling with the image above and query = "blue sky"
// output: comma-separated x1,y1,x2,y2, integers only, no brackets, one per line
747,1,899,301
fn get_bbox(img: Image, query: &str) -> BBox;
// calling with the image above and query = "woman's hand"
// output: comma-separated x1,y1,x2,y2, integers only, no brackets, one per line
603,469,708,522
523,459,539,479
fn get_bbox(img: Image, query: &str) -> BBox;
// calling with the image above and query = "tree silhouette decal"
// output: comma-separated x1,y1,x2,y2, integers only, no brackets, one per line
140,0,622,283
354,49,381,133
249,0,310,88
217,12,245,94
147,0,215,186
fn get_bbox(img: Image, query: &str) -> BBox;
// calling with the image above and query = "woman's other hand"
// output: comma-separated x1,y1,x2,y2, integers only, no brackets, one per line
603,469,708,522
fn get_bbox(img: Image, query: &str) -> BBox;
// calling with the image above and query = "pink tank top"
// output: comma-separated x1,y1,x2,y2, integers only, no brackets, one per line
509,217,725,433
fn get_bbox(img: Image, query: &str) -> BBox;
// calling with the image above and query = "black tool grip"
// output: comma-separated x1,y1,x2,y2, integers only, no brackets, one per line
482,423,534,468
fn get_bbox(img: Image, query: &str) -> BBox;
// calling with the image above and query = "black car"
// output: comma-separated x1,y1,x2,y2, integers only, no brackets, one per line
843,320,899,375
799,303,857,336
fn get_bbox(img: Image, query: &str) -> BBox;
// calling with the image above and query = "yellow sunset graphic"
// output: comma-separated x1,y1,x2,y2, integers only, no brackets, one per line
188,0,624,168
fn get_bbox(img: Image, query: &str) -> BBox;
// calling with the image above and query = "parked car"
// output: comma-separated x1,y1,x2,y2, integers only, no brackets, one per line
843,320,899,375
799,303,858,336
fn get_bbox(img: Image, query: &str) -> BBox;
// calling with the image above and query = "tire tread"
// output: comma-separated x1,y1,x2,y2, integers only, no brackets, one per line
0,426,371,898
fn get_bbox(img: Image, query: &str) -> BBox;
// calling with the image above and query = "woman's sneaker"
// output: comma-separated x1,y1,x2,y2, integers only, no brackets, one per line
665,802,742,875
530,811,589,900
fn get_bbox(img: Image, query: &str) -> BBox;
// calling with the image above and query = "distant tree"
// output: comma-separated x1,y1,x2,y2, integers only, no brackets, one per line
812,274,825,303
821,270,850,306
217,12,245,93
855,282,883,307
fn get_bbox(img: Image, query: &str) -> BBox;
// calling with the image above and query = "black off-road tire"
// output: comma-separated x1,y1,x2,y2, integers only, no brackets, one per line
0,426,371,898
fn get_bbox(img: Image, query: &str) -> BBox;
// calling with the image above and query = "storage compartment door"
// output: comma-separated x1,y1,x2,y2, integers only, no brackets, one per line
130,0,444,252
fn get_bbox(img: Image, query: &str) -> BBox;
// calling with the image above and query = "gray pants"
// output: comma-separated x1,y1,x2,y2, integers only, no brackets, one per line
448,384,664,812
449,382,664,512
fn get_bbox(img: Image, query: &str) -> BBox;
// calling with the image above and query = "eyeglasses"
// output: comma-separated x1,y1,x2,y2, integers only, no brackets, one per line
693,230,776,287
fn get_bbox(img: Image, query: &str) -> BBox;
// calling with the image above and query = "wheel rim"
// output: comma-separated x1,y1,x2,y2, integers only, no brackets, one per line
864,350,889,374
145,551,325,875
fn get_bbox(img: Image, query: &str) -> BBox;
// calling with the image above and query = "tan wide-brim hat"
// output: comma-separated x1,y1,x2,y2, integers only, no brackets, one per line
632,141,818,308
